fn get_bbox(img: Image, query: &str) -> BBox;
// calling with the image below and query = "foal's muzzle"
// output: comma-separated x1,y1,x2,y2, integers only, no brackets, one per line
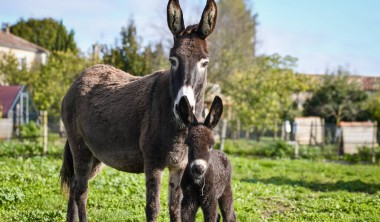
190,159,207,178
191,164,205,177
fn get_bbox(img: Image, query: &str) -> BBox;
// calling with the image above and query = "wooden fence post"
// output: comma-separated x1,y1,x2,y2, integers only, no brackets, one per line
220,119,228,151
41,111,48,154
372,122,377,164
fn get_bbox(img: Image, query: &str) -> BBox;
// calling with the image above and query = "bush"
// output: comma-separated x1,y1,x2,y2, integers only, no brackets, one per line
19,121,41,143
343,146,380,164
0,141,42,157
222,139,295,158
221,139,380,164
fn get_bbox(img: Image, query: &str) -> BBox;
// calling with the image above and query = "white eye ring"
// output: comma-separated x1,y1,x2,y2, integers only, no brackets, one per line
169,57,178,70
198,58,209,70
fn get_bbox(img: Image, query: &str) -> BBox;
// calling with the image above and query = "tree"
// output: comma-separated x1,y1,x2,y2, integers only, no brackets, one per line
207,0,257,88
101,20,167,76
10,18,77,52
367,93,380,124
303,68,369,125
230,54,309,140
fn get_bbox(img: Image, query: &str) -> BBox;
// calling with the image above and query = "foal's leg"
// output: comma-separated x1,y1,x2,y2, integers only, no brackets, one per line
201,198,219,222
168,167,186,221
144,165,163,222
218,184,236,222
181,190,198,222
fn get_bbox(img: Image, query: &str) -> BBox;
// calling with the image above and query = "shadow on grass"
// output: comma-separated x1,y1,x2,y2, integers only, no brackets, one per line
242,177,380,194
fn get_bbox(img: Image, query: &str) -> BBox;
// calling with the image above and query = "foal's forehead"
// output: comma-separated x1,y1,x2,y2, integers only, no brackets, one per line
188,125,214,144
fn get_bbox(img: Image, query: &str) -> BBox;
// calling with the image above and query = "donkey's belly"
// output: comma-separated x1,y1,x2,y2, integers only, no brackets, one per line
87,140,144,173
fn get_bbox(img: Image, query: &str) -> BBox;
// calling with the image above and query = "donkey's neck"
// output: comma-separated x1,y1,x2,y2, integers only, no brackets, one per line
160,70,207,123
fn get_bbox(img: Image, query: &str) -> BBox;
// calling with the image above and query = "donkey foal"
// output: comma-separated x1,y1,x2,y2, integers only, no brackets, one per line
177,96,236,222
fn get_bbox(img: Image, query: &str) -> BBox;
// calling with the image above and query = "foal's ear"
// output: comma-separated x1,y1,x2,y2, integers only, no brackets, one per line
178,96,198,127
197,0,218,39
204,96,223,129
167,0,185,36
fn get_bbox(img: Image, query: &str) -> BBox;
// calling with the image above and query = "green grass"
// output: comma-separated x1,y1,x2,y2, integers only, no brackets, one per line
0,152,380,221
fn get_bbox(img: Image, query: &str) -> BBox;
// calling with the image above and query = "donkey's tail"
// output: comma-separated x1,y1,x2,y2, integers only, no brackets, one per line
60,140,74,195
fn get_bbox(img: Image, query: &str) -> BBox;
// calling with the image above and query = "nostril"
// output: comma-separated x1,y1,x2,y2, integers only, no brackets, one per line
191,164,205,176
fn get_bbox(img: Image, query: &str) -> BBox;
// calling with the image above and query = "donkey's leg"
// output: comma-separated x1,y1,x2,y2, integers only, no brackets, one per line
67,176,78,222
71,140,94,222
218,184,236,222
144,165,163,222
168,167,186,221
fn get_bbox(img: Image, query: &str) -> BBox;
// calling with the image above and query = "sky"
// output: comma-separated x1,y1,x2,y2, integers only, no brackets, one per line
1,0,379,76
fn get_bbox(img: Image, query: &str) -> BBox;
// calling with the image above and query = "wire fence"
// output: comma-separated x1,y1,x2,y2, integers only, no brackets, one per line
217,120,378,155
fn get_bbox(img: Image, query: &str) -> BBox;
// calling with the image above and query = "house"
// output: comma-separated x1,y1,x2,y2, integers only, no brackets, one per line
0,85,38,140
0,26,49,84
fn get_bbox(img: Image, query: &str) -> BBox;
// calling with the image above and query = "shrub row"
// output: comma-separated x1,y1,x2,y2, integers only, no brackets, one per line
222,139,380,164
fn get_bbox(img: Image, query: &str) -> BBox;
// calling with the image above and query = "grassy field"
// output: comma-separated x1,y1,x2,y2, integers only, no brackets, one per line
0,153,380,221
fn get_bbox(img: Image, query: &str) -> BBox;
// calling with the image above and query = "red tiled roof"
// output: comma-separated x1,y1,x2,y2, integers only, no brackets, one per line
0,31,49,53
0,85,23,117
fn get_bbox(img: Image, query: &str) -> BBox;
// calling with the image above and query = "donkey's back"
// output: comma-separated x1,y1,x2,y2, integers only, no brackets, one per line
61,64,166,172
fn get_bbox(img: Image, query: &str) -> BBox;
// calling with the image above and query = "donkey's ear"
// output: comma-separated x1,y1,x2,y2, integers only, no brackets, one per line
178,96,198,127
167,0,185,36
204,96,223,129
197,0,218,39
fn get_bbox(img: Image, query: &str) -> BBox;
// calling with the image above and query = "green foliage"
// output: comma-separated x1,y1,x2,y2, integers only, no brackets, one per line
303,68,369,125
0,141,42,157
223,139,294,158
102,20,167,75
229,55,310,137
366,92,380,123
19,121,41,141
0,187,25,205
208,0,257,86
1,154,380,221
343,146,380,164
10,18,77,52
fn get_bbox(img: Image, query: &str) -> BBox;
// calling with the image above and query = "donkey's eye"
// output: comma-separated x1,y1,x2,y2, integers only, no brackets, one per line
208,145,213,151
169,57,178,68
201,61,209,68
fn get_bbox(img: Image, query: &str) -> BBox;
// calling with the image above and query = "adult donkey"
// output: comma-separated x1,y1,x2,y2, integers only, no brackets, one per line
60,0,217,221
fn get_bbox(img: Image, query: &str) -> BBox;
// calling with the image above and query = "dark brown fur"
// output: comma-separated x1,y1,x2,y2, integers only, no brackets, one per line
60,1,218,222
177,96,236,222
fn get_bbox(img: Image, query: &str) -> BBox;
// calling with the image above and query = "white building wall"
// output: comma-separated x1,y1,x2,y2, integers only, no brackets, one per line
0,46,47,70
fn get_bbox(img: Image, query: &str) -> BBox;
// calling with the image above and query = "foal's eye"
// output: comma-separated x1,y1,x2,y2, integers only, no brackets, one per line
208,145,213,151
201,61,209,68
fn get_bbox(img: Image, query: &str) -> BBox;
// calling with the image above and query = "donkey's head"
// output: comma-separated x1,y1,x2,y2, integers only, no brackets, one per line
178,95,223,180
167,0,218,120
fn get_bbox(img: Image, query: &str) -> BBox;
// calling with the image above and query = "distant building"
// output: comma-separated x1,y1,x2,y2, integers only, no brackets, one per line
0,26,49,82
0,85,39,140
